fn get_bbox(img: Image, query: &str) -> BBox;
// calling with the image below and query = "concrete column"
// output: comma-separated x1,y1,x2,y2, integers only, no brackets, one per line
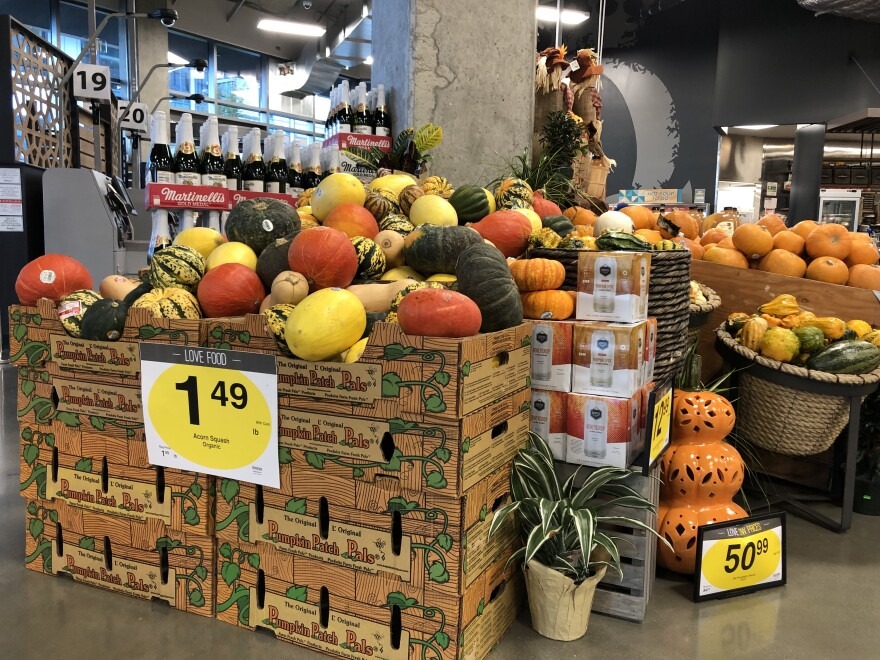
134,0,170,116
372,0,536,184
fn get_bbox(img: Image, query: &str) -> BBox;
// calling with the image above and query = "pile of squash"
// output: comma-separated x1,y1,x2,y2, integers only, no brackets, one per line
726,294,880,374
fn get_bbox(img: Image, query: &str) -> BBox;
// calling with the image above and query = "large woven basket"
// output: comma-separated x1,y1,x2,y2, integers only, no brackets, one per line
687,284,721,346
526,248,692,382
716,326,880,456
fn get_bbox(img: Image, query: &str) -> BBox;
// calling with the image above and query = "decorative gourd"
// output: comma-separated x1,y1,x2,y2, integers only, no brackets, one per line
262,303,297,356
520,290,574,320
397,185,425,216
296,187,315,208
379,213,416,235
528,227,562,249
807,340,880,374
324,203,380,239
595,231,652,251
131,287,201,319
397,288,482,337
737,316,769,351
758,327,800,363
456,243,523,332
847,320,872,338
364,190,399,222
758,294,800,317
98,275,140,300
351,236,387,280
57,289,102,337
494,178,533,209
285,288,366,361
403,224,483,275
256,235,297,290
15,254,93,305
861,329,880,348
421,175,454,199
594,211,635,235
374,230,405,269
541,214,575,237
345,337,370,362
470,210,532,258
509,258,565,292
197,263,265,317
653,239,682,251
558,236,586,250
347,280,413,312
793,326,826,353
226,198,300,254
800,316,847,341
725,312,752,334
288,226,359,290
838,328,859,342
270,271,309,306
760,313,783,327
148,245,206,291
530,191,562,219
448,185,493,223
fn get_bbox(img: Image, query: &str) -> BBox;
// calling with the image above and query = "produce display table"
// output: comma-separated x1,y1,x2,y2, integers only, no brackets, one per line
715,335,879,533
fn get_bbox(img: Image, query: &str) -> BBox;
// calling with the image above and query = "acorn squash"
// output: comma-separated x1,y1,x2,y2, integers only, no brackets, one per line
403,224,483,275
456,243,523,332
448,185,492,223
541,214,575,237
226,198,301,254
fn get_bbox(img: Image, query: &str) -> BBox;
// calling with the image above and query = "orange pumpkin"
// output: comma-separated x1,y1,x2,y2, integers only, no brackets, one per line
635,228,662,244
732,224,773,260
850,231,873,243
845,240,879,267
805,223,851,260
702,242,718,252
660,210,699,240
509,258,565,292
716,237,735,250
758,249,807,278
563,206,598,227
619,205,656,230
847,264,880,290
683,238,704,260
470,211,532,258
703,246,749,269
772,230,805,255
791,219,819,240
805,256,849,285
520,290,574,320
756,213,787,236
701,228,730,245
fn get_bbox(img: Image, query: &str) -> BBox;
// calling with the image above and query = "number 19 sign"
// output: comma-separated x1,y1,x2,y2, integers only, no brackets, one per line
140,343,279,487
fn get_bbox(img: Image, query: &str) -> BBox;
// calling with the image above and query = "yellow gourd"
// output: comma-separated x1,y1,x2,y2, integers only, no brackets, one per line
758,327,801,363
847,319,872,338
800,316,848,341
737,317,769,351
758,294,801,318
862,330,880,348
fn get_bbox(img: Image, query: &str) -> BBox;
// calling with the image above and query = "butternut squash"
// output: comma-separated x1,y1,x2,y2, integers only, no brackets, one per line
346,280,413,313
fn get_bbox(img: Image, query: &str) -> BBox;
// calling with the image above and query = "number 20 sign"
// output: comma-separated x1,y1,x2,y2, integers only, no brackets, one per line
694,513,786,601
140,343,279,488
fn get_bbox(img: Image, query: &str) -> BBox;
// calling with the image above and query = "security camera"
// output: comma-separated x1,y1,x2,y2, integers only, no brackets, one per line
303,1,313,9
148,8,178,27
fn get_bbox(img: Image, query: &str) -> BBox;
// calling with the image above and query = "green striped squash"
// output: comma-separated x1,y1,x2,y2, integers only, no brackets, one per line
494,178,533,209
57,289,102,337
379,213,415,235
262,303,297,356
351,236,387,280
148,245,206,291
132,287,201,319
448,185,491,223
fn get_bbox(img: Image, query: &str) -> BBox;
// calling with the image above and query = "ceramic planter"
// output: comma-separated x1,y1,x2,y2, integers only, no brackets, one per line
523,560,607,641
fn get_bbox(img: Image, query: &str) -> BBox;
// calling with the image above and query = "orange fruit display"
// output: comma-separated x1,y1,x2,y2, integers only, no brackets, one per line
757,213,787,236
848,264,880,290
805,223,851,260
704,246,749,269
845,240,880,267
758,249,807,278
791,220,819,240
732,224,773,260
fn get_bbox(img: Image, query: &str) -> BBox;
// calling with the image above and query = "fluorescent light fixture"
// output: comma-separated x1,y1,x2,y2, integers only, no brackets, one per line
535,6,590,25
167,51,188,65
365,55,373,65
733,124,778,130
257,19,326,37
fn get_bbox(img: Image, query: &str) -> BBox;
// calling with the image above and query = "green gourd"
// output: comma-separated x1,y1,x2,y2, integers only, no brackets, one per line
448,185,492,224
456,243,523,332
541,214,575,237
806,340,880,374
225,198,301,254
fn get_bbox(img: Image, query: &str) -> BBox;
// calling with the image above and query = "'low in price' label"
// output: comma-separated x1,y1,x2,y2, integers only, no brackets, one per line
140,343,279,487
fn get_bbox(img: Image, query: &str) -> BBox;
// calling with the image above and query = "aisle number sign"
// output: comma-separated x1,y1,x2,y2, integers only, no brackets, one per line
119,102,150,135
72,63,112,101
694,513,786,601
140,343,279,487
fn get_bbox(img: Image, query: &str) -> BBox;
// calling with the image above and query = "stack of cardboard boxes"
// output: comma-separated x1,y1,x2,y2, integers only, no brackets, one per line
528,252,657,468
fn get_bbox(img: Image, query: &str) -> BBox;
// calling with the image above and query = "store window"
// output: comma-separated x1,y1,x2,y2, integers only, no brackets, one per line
1,0,51,41
58,2,129,98
168,30,211,111
216,44,262,121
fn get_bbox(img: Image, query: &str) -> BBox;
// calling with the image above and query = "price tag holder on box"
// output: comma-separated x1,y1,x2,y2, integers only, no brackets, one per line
694,513,787,602
72,63,112,101
140,343,280,488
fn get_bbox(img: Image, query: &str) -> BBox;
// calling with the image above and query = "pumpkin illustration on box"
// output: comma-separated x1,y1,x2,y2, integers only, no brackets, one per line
656,389,747,574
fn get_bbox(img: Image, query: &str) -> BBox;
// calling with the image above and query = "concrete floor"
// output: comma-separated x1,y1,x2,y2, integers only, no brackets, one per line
1,362,879,659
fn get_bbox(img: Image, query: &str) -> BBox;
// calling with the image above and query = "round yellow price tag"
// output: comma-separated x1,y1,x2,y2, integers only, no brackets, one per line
702,529,782,591
148,363,272,470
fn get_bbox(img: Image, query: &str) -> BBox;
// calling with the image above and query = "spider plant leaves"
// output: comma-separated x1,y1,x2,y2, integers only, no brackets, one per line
487,501,519,539
570,508,594,567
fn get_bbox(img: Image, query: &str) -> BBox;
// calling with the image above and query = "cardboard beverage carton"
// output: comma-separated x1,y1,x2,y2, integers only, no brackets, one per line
571,320,648,398
530,388,567,461
576,252,650,323
565,391,642,468
526,320,573,393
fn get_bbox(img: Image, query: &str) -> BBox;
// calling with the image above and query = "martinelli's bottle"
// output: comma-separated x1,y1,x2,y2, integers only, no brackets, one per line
287,141,304,197
242,128,266,192
199,116,225,231
264,130,288,194
147,111,172,262
173,113,200,231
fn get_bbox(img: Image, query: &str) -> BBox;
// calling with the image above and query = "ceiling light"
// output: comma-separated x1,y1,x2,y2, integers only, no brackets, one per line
365,55,373,65
535,6,590,25
257,19,326,37
733,124,779,130
167,51,188,65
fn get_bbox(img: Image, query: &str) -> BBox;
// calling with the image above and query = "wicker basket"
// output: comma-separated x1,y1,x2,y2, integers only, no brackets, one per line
687,284,721,346
715,326,880,456
526,248,692,382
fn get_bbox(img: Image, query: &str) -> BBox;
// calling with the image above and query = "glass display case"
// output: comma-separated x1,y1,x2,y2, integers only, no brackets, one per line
819,189,862,229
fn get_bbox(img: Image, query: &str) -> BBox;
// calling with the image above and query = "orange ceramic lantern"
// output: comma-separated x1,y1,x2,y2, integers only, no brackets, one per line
657,390,747,574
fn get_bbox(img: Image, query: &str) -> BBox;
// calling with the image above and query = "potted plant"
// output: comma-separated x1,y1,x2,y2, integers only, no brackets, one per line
488,432,665,641
856,390,880,515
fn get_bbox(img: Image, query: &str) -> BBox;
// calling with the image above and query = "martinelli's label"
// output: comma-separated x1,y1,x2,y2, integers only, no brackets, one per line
49,334,140,375
250,505,411,579
252,590,409,659
53,377,143,423
278,409,387,462
47,466,172,523
53,542,176,603
277,357,380,403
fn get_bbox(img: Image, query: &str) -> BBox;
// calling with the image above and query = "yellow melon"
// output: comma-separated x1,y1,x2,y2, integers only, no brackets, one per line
205,241,257,271
173,227,226,259
285,288,366,361
311,173,367,221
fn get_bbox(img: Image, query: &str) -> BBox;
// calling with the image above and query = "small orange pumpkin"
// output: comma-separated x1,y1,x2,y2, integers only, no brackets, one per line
520,290,574,320
732,224,773,260
757,213,787,236
758,249,807,278
563,206,598,227
805,256,849,285
805,223,851,260
509,258,566,292
847,264,880,290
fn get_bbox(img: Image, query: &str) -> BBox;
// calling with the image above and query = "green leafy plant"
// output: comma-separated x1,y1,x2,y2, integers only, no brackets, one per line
343,124,443,176
488,432,666,583
539,110,588,173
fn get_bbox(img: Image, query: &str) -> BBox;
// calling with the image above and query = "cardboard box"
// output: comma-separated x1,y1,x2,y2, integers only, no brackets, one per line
216,449,520,600
24,498,215,617
565,391,645,468
571,320,648,398
203,316,531,423
530,389,567,461
323,133,393,183
215,535,521,660
526,320,572,393
576,252,650,322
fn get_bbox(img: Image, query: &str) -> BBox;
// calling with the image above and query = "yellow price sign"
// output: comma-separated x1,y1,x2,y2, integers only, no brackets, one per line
694,514,786,601
649,381,672,464
140,343,279,488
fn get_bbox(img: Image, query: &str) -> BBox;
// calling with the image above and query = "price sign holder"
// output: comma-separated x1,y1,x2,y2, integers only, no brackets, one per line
72,62,112,101
140,343,279,488
634,377,673,476
694,513,787,602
